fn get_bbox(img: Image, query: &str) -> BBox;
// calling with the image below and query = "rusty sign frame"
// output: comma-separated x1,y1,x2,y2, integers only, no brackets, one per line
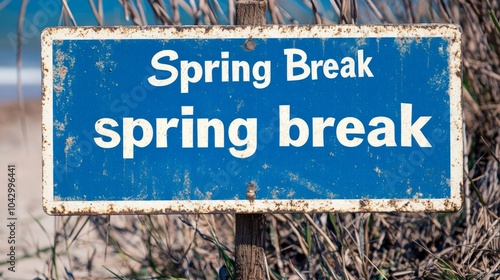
42,25,463,215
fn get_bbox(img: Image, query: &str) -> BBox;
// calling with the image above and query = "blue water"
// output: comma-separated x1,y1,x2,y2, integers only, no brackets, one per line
0,1,157,101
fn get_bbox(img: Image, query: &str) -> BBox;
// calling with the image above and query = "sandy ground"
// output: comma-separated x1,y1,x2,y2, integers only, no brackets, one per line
0,99,52,278
0,99,127,279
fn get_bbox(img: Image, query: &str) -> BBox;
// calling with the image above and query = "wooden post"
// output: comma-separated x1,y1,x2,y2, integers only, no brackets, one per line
236,0,266,25
235,213,266,279
235,1,267,279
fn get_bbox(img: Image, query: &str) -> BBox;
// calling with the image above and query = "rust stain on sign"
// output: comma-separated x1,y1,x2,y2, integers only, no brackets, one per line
44,197,462,215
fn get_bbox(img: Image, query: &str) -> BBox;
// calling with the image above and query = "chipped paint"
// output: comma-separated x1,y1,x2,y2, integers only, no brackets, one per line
42,197,463,215
41,25,463,215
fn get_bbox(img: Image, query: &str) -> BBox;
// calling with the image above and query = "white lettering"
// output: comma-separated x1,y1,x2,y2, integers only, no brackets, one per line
228,118,257,158
336,117,365,147
284,48,373,81
357,50,373,77
156,118,179,148
148,50,272,93
92,103,433,160
204,60,220,82
368,117,396,147
284,48,310,81
198,118,225,148
123,118,153,159
180,61,202,93
312,117,335,147
340,57,356,78
94,118,120,148
279,105,309,147
401,103,432,147
323,59,339,79
181,106,194,148
147,50,178,87
252,61,271,89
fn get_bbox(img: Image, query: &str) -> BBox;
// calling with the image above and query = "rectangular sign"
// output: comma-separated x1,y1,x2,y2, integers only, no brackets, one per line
42,25,462,214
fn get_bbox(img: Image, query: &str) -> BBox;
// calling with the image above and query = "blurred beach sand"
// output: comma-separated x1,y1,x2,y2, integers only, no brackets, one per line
0,99,53,278
0,99,127,278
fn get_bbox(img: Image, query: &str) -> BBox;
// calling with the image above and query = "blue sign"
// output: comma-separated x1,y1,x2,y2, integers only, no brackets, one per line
42,25,462,214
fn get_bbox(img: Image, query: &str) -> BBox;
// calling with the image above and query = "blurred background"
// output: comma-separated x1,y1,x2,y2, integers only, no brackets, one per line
1,1,133,102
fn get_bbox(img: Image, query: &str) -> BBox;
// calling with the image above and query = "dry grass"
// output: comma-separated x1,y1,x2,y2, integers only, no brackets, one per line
9,0,500,279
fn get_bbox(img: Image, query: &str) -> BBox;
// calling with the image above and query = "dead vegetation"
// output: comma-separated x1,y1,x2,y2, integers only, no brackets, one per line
8,0,500,279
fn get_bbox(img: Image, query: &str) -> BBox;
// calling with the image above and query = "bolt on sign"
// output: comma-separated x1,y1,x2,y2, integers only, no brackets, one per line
41,25,462,215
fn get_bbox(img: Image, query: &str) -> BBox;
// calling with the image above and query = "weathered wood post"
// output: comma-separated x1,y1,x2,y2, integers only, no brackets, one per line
234,1,267,279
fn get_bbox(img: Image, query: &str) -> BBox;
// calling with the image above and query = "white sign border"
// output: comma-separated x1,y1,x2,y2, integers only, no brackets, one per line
41,25,463,215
